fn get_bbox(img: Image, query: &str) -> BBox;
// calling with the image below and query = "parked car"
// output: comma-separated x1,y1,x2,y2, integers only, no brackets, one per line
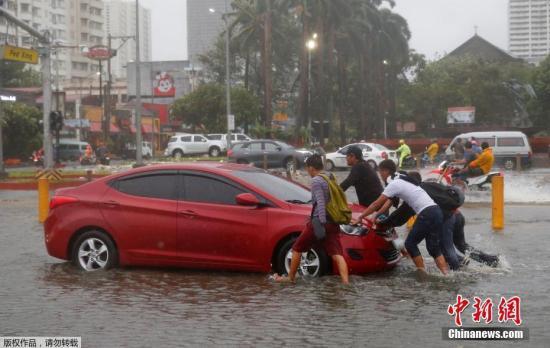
325,143,398,171
228,140,310,171
164,133,225,158
44,163,400,276
53,140,91,162
445,131,532,169
122,142,153,160
207,133,253,147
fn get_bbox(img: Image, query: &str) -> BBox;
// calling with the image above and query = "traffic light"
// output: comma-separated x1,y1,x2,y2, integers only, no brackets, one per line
50,111,64,133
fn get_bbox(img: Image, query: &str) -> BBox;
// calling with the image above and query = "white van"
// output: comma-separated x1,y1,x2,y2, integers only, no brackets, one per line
445,131,532,169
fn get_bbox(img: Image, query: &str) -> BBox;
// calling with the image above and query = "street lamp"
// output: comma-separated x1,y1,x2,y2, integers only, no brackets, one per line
209,1,232,151
135,0,143,166
306,33,318,141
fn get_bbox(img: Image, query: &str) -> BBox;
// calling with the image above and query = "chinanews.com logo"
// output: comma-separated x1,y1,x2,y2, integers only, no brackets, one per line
442,295,529,341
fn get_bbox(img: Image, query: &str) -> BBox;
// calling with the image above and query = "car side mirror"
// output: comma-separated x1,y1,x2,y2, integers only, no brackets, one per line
236,193,261,206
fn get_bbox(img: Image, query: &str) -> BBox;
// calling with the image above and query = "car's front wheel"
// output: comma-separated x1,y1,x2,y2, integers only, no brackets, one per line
274,237,330,278
72,230,118,272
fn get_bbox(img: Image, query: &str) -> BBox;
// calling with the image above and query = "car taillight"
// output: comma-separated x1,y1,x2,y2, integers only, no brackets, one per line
381,152,388,159
49,196,79,210
528,151,532,158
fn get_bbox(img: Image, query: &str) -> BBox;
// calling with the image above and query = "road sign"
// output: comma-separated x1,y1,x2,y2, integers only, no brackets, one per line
228,114,235,131
35,169,63,182
0,44,39,64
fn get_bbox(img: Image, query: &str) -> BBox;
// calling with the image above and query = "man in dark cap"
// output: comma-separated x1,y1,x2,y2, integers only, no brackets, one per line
339,146,384,207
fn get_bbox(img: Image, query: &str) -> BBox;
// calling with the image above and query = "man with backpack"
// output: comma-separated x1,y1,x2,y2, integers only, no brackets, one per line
351,160,449,275
340,146,384,207
379,171,464,270
275,155,351,284
380,171,499,269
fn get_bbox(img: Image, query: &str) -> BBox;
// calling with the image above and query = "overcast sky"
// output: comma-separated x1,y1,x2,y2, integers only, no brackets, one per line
140,0,508,62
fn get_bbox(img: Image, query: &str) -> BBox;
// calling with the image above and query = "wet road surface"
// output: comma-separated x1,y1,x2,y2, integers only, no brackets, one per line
1,187,549,347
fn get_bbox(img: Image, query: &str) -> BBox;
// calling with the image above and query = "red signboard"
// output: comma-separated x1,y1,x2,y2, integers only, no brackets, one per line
85,45,115,61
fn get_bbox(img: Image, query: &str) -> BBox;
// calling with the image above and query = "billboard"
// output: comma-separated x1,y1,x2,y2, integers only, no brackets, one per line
153,72,176,97
447,106,475,124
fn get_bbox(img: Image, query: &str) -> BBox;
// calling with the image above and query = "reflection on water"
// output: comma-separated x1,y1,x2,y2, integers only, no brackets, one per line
1,191,550,346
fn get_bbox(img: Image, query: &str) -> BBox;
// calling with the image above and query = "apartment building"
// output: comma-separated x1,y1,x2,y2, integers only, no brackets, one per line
187,0,226,67
509,0,550,64
104,0,152,80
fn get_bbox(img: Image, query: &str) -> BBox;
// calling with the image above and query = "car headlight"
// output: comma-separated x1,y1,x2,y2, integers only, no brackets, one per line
340,224,368,236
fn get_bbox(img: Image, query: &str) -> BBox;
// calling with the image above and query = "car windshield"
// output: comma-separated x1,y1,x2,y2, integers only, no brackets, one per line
231,171,311,204
207,135,223,140
276,141,293,150
168,137,177,143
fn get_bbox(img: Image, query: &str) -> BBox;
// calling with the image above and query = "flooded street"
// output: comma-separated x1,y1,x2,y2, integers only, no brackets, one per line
1,177,550,347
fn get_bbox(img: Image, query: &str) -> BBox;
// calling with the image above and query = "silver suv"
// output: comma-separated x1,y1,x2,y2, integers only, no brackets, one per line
164,134,226,158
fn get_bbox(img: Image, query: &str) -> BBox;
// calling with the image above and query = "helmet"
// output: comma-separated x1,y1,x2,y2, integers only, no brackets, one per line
399,139,405,144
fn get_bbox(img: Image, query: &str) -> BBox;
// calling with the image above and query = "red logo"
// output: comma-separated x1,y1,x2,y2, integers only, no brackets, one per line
448,295,522,327
153,72,176,97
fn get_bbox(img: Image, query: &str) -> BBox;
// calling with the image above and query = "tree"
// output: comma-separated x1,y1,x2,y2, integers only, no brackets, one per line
0,102,42,158
170,83,261,133
0,61,41,87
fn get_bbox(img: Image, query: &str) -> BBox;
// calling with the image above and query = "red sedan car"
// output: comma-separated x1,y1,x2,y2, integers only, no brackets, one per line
44,163,400,276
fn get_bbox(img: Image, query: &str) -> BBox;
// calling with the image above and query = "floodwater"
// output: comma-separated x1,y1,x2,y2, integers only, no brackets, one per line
1,172,550,347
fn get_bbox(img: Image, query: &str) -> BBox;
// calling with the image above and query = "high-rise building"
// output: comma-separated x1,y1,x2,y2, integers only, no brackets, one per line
0,0,105,82
508,0,550,64
187,0,226,67
104,0,152,80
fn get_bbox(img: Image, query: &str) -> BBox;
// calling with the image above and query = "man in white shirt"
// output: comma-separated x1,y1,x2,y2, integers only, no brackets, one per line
351,160,448,275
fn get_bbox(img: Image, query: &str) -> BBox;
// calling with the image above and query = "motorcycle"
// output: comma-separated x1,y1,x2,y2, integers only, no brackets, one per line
97,155,111,166
397,153,417,169
427,160,501,191
79,154,96,166
30,151,44,167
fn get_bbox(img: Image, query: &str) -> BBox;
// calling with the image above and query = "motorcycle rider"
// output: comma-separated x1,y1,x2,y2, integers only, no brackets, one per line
351,160,449,275
459,141,494,180
340,146,384,207
396,139,412,169
426,139,439,164
451,138,465,161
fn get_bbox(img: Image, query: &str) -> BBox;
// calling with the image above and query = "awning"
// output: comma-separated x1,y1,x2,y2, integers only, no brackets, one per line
89,122,120,133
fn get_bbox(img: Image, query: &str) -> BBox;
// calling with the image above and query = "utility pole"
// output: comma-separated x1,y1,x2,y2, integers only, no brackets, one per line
224,0,232,150
135,0,143,166
104,34,112,142
0,7,53,168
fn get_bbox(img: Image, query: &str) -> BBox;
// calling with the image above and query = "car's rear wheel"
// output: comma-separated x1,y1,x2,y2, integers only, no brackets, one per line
367,160,377,170
209,146,221,157
274,237,330,278
325,160,335,171
72,231,117,272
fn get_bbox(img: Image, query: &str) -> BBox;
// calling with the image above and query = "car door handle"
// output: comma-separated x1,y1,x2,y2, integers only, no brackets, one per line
178,210,198,218
102,200,120,208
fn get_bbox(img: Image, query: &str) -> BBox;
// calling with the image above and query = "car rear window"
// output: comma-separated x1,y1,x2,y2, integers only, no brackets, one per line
497,137,525,147
207,135,223,140
181,136,192,142
169,137,178,143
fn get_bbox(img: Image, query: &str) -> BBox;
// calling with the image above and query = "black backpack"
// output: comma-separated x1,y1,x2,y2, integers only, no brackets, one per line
421,182,465,211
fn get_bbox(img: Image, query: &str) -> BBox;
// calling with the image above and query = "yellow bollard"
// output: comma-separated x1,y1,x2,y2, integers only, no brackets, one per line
38,177,50,223
492,175,504,231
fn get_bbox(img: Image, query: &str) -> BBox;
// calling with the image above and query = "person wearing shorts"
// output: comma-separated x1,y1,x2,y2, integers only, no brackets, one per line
275,155,349,284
